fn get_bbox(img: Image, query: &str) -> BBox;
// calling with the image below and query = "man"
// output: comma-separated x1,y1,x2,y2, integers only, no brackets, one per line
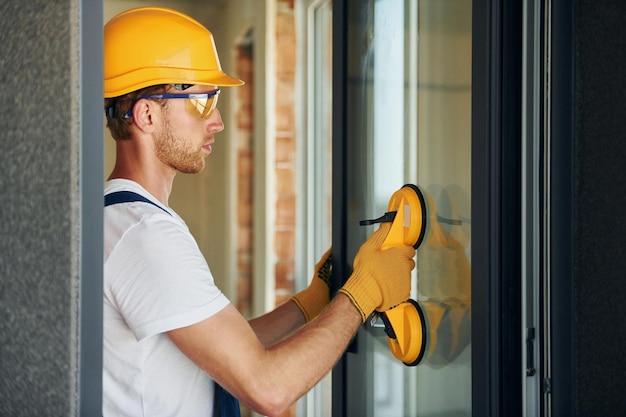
103,6,415,417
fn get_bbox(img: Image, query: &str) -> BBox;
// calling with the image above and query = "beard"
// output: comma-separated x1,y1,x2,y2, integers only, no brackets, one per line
154,112,206,174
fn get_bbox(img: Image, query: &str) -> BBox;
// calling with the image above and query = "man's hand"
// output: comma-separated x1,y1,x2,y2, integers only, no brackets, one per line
339,223,416,322
291,247,332,322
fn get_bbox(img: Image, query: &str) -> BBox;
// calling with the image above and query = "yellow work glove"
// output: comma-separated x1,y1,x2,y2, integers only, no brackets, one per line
338,223,416,322
291,247,332,322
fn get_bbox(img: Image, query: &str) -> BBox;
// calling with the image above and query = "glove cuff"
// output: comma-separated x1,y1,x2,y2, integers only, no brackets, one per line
291,278,330,322
338,271,380,323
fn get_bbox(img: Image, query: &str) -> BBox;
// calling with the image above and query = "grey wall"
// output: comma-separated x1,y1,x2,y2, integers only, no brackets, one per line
0,0,103,415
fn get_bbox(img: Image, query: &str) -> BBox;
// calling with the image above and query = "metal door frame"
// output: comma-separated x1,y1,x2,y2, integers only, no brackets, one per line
472,1,524,416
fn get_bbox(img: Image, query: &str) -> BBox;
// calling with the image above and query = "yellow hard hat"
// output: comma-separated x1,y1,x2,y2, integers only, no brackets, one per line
104,6,244,98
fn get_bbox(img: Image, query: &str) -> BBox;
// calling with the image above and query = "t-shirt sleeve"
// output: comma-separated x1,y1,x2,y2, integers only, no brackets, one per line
105,214,230,341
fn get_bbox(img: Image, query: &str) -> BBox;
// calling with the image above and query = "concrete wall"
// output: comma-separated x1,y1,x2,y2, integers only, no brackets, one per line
0,0,103,415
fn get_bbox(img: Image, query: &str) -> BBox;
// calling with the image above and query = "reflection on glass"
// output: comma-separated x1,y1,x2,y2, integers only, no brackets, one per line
345,0,472,416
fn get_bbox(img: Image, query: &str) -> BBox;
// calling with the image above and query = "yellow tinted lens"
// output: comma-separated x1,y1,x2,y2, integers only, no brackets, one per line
185,94,219,119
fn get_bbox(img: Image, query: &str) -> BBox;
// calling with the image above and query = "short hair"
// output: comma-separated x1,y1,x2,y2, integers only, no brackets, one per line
104,84,168,140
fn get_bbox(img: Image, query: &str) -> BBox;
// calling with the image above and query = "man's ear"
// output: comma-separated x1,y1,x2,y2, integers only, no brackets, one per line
131,99,160,133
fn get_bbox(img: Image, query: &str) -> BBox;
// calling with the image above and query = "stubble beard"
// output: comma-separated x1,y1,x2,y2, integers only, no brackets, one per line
155,113,206,174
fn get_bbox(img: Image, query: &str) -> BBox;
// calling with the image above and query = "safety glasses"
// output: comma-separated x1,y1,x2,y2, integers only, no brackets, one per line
124,88,221,119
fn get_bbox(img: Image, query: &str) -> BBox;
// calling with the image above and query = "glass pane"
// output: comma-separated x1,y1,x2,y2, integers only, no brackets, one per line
344,0,472,415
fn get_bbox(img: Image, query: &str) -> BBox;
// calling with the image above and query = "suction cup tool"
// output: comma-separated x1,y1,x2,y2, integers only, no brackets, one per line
360,184,430,366
380,299,428,366
380,184,428,250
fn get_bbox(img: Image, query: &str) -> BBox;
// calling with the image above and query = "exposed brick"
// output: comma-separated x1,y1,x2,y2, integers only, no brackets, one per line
275,135,295,163
275,103,295,133
237,151,254,186
276,13,296,72
275,230,295,258
276,196,296,226
237,81,253,103
234,32,256,328
236,51,253,76
275,166,295,197
275,74,295,105
237,109,253,133
237,199,253,226
277,0,295,12
232,0,305,335
275,259,295,290
237,226,252,251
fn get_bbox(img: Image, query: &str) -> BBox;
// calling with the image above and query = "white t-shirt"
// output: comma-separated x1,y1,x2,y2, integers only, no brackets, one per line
103,179,230,417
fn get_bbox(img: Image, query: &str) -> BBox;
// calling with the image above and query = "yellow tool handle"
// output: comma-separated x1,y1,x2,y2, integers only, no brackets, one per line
380,300,427,366
380,184,427,250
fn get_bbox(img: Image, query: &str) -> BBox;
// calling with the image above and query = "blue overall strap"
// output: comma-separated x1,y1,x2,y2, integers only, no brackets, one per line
104,191,171,216
213,384,241,417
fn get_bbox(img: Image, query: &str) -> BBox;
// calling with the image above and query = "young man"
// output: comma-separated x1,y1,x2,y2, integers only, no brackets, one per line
103,7,415,417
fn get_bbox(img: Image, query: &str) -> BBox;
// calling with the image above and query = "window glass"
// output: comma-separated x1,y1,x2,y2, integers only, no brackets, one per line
344,0,472,415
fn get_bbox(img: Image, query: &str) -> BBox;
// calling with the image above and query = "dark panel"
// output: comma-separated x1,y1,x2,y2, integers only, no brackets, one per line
471,0,495,414
549,1,575,416
500,3,524,416
472,0,523,416
573,0,626,415
332,0,349,415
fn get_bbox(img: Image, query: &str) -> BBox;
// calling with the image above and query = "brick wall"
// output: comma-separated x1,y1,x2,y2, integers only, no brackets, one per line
235,32,254,318
274,0,298,308
234,2,298,416
234,0,298,317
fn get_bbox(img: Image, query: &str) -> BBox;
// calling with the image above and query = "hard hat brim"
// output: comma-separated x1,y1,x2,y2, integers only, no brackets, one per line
104,69,245,98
